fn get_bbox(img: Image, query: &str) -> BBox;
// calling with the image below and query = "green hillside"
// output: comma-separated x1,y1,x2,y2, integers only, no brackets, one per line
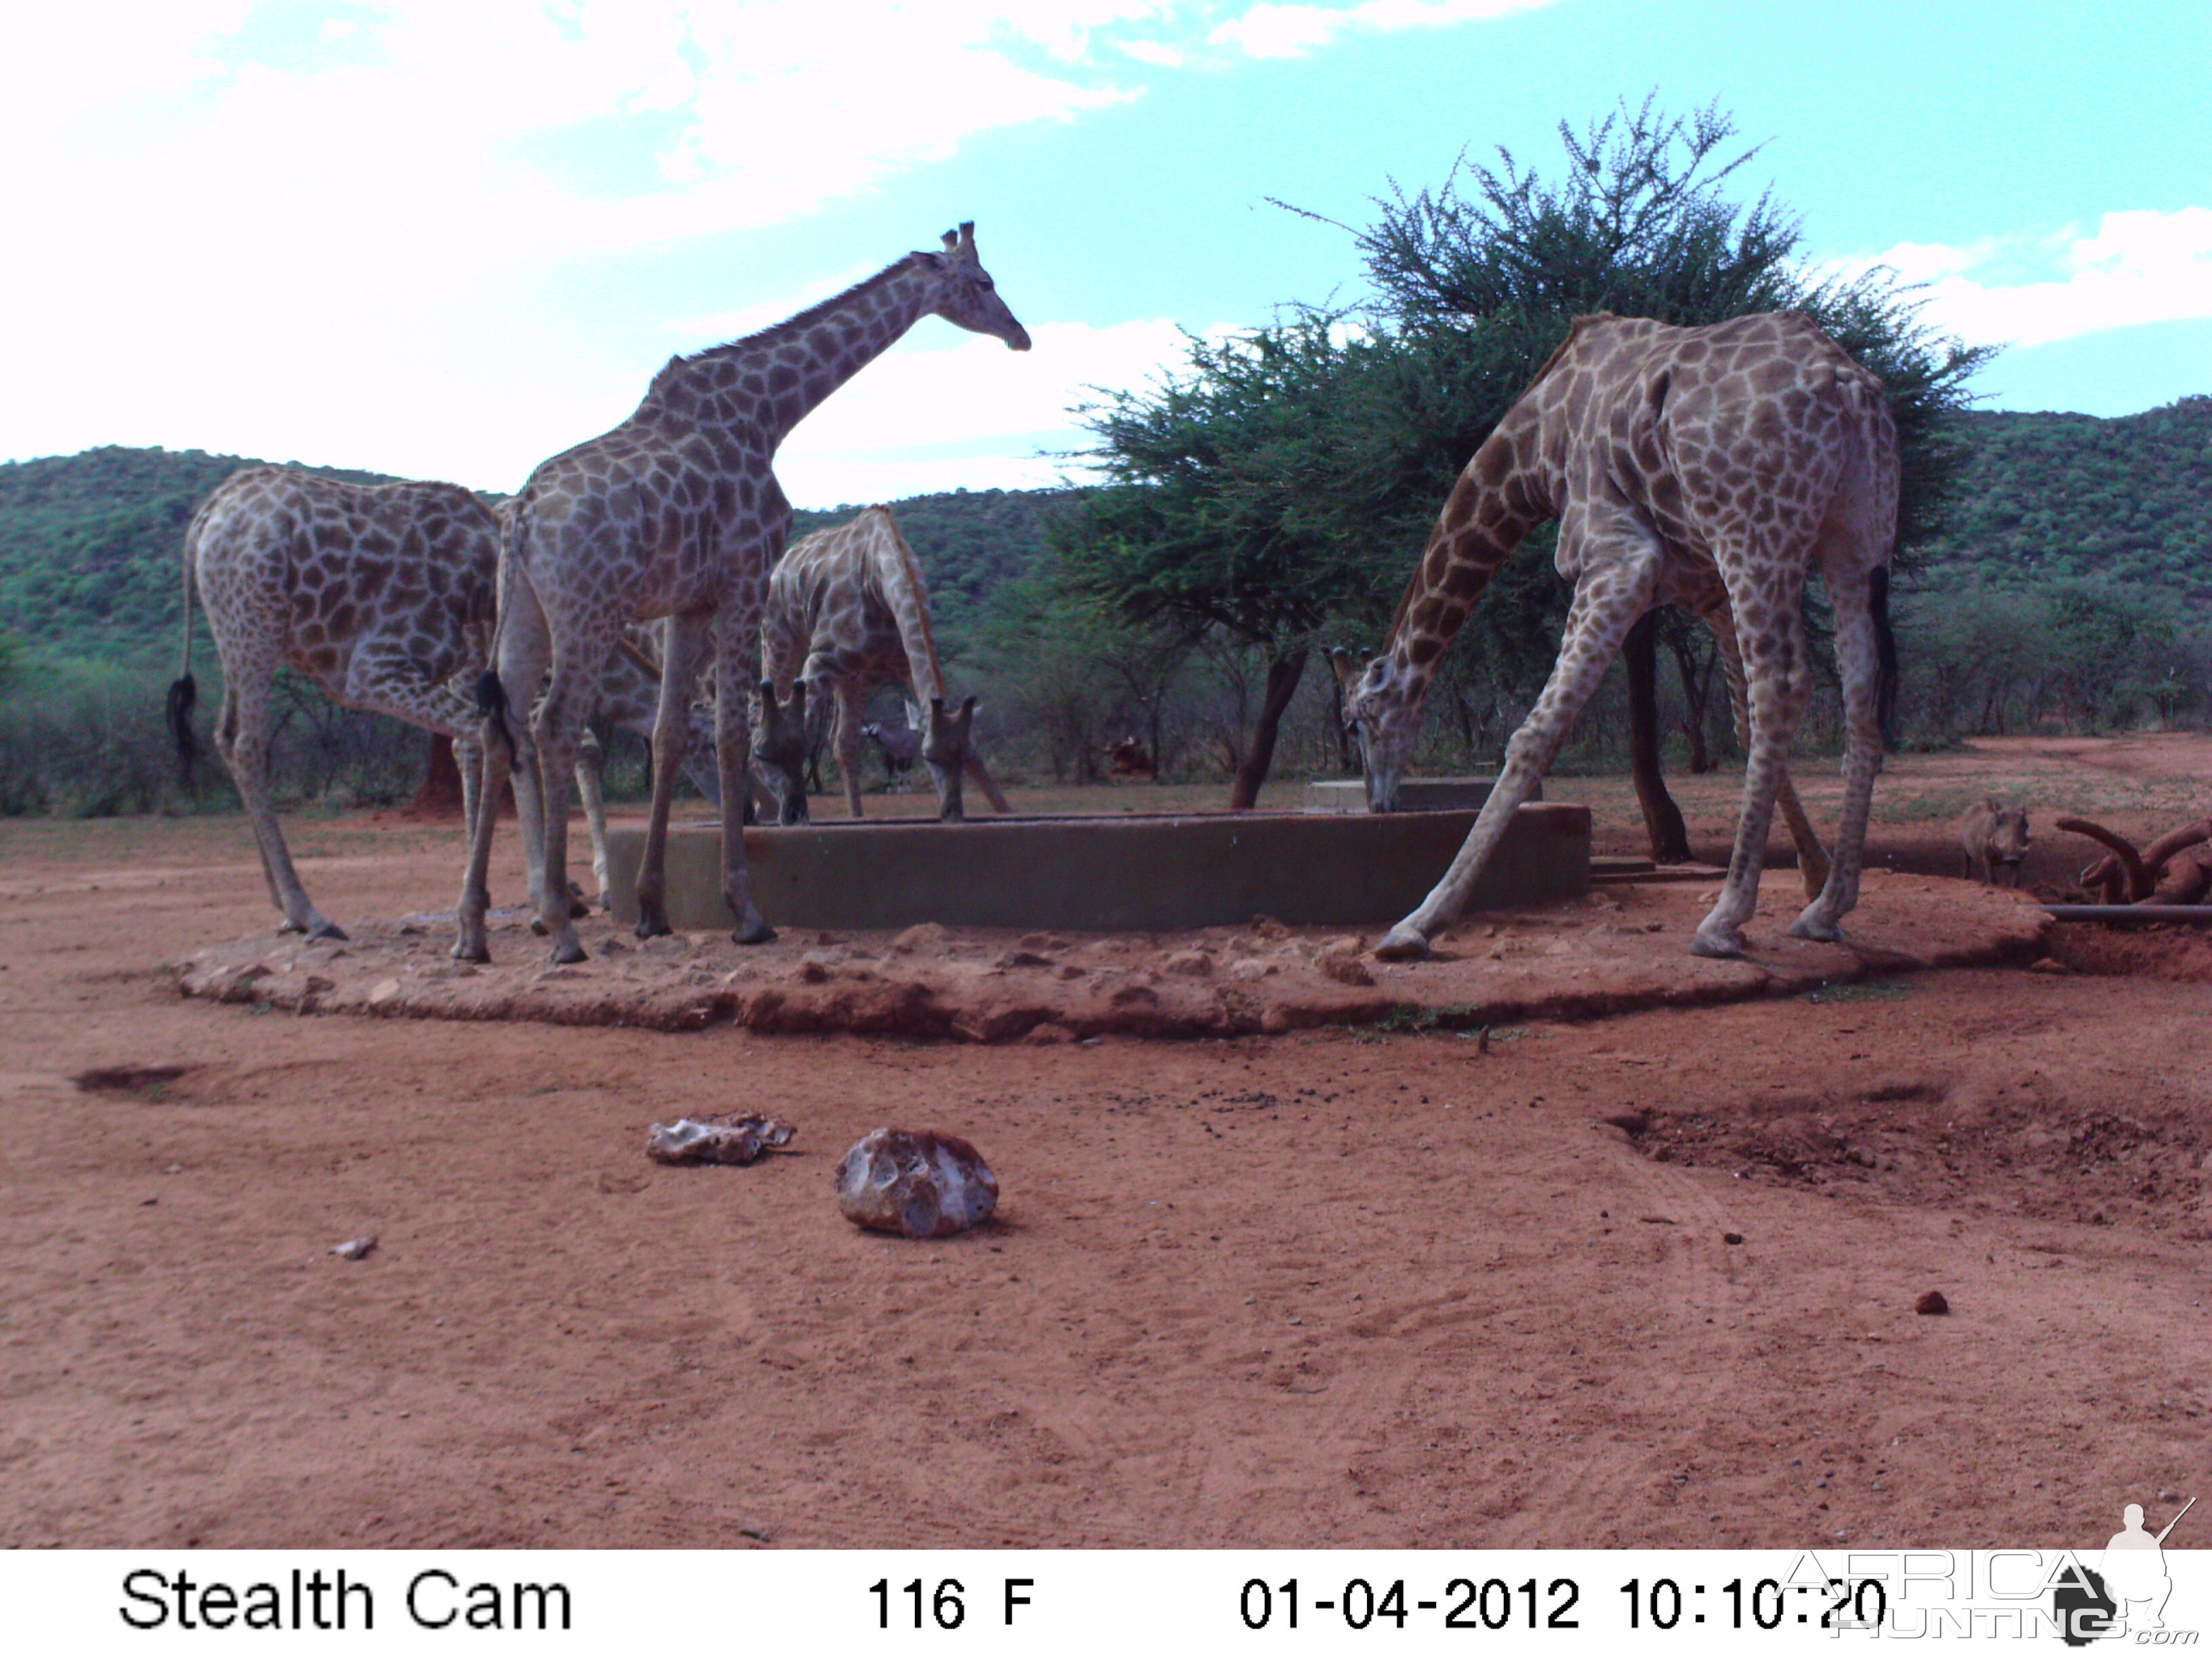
3,399,2202,673
0,446,401,668
0,445,1075,668
1912,395,2212,598
790,487,1080,636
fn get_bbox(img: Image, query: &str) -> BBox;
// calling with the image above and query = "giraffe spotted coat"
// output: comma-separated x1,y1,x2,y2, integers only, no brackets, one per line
171,468,715,938
756,504,1010,823
455,223,1030,964
1336,311,1900,961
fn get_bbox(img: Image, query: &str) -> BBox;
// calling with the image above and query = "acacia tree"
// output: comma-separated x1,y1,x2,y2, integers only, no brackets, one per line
1059,318,1376,806
1060,96,1988,813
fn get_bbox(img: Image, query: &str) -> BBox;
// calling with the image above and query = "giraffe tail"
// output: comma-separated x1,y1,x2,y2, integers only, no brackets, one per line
1870,565,1899,751
165,676,199,788
167,518,203,788
475,671,518,767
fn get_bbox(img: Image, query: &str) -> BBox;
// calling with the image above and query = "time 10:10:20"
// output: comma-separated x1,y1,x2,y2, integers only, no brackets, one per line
1621,1577,1889,1631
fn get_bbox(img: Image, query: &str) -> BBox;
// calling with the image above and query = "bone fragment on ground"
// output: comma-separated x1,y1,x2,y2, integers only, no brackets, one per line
647,1114,796,1165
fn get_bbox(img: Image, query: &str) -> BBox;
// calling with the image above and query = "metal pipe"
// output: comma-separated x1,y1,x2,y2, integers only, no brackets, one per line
2039,904,2212,926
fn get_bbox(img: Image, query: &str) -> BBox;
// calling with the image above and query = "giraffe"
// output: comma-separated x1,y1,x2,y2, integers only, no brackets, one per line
454,222,1029,964
1332,311,1898,961
167,468,720,939
754,504,1012,823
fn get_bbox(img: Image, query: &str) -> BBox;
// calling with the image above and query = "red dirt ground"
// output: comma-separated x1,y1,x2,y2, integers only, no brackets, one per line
2,737,2207,1550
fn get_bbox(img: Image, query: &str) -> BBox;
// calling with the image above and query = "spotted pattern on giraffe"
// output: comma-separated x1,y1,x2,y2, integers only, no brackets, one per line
1334,310,1898,962
755,505,1010,825
453,223,1030,966
170,468,719,940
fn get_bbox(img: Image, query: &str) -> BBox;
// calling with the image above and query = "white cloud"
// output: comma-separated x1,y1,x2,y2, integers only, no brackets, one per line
1826,208,2212,350
775,317,1217,505
0,0,1561,499
1208,0,1556,59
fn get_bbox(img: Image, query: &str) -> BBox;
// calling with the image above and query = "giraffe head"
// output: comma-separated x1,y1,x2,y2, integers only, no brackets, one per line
750,680,811,825
1330,646,1425,813
916,222,1030,352
920,695,978,823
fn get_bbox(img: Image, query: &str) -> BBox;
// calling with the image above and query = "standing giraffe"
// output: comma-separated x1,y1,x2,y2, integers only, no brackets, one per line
1334,311,1898,960
455,223,1029,964
169,468,720,939
754,504,1012,823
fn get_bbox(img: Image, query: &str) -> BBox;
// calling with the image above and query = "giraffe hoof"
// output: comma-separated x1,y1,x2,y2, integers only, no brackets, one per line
1372,924,1430,962
546,940,589,966
1687,930,1744,959
634,916,672,941
529,917,550,937
734,922,778,947
308,921,349,942
1786,914,1844,943
451,941,490,964
278,918,307,935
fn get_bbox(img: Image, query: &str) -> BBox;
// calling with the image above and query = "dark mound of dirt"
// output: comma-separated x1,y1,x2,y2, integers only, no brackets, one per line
2045,920,2212,983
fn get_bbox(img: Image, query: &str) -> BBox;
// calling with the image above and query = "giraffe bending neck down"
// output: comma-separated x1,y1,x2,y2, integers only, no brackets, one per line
754,504,1011,823
455,223,1030,964
167,468,718,940
1335,311,1899,961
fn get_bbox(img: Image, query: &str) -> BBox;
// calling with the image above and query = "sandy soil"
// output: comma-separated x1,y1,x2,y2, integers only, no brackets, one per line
2,737,2207,1550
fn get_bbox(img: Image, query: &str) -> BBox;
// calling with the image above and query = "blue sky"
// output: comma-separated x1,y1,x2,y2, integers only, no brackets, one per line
4,0,2206,507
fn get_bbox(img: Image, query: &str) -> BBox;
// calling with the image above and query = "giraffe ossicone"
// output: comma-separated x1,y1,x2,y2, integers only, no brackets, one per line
454,222,1029,965
755,504,1011,824
1336,310,1899,962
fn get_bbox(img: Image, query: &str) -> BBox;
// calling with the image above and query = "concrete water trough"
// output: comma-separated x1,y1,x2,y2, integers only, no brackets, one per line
602,795,1590,935
1301,774,1536,813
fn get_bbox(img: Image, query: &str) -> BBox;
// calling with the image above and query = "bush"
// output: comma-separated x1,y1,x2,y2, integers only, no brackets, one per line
0,655,435,818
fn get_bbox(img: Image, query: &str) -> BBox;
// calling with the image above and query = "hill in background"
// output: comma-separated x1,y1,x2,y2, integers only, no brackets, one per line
1910,395,2211,600
0,445,1077,670
1,395,2205,668
0,447,405,668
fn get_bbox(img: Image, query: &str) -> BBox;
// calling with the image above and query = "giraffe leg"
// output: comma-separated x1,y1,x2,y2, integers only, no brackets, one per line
632,614,712,941
1379,524,1660,958
1692,568,1815,958
455,594,551,964
456,733,483,848
531,629,618,964
834,682,867,819
1790,560,1889,942
211,686,285,917
214,665,346,939
714,598,775,946
1703,607,1829,898
966,749,1014,814
576,724,611,905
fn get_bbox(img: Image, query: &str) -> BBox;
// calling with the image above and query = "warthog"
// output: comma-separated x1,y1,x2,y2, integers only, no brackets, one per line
1959,798,2030,886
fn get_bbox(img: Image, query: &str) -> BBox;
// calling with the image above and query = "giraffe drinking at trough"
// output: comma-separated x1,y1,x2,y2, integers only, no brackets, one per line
754,504,1011,823
1334,311,1900,961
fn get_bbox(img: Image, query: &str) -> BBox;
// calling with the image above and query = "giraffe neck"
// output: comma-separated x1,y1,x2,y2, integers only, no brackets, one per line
1383,403,1556,697
865,512,947,704
654,258,939,450
771,260,939,443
